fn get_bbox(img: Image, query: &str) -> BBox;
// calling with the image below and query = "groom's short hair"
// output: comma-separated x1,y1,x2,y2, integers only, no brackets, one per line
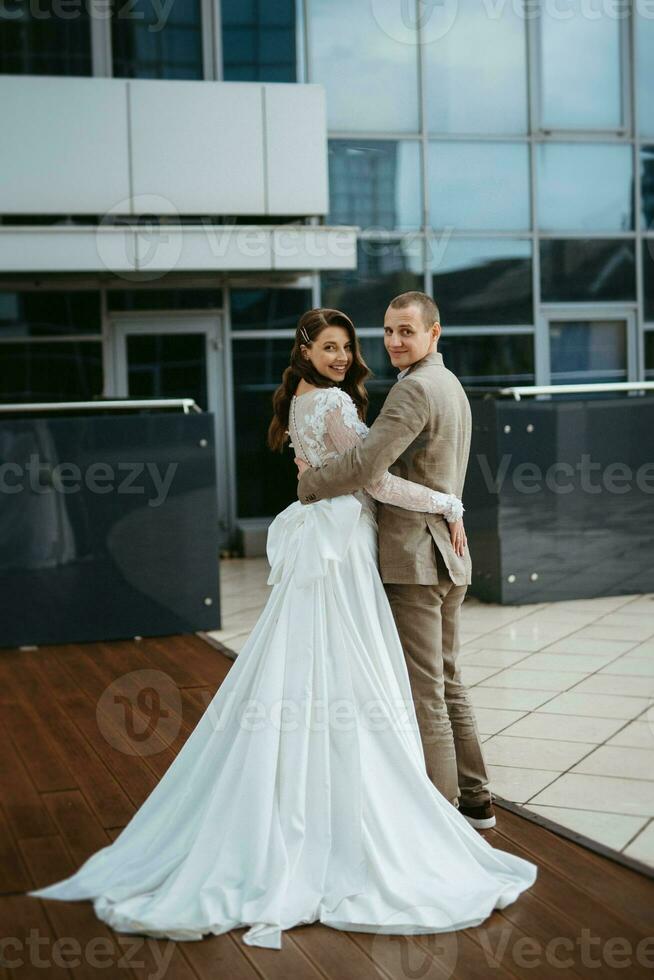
388,291,440,330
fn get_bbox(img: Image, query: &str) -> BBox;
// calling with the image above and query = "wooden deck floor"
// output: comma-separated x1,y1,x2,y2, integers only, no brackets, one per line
1,634,653,980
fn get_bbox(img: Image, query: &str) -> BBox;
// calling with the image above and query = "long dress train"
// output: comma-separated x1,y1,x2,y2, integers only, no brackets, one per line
27,386,537,949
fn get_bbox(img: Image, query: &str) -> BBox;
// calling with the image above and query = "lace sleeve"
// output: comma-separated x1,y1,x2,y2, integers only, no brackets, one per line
323,390,464,522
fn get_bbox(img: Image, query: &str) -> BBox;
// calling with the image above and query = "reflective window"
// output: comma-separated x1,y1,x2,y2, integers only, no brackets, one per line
644,240,654,321
539,7,622,129
0,291,101,338
537,144,633,232
428,238,532,326
642,148,654,232
222,0,296,82
112,0,203,79
540,239,636,303
0,1,92,75
306,0,419,132
439,334,534,388
423,1,527,134
328,141,421,231
321,239,424,328
108,289,223,311
0,342,103,401
636,9,654,137
230,289,312,331
645,333,654,381
549,320,627,385
428,142,530,231
126,334,208,409
232,338,298,517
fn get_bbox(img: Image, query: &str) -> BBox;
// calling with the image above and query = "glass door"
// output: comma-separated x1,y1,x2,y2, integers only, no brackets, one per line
540,309,638,386
109,314,232,542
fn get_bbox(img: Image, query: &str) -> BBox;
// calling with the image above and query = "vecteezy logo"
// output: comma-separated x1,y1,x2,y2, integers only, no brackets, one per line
370,0,459,46
369,906,459,980
96,194,183,281
96,669,182,756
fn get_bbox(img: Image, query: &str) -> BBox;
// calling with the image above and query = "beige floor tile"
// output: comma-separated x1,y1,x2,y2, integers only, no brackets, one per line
500,712,625,743
473,707,529,736
529,772,654,816
571,624,653,643
623,820,654,865
483,734,593,771
537,691,651,720
607,721,654,750
572,674,654,698
488,765,556,804
627,640,654,657
540,637,636,657
224,631,252,654
599,656,654,677
524,805,648,851
613,596,654,615
479,668,587,692
460,648,533,668
591,615,654,639
571,745,654,781
460,665,504,686
220,605,267,634
469,687,555,711
514,652,618,674
547,596,638,615
462,634,547,653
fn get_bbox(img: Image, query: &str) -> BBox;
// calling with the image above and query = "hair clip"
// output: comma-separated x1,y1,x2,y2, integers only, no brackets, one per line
299,326,311,345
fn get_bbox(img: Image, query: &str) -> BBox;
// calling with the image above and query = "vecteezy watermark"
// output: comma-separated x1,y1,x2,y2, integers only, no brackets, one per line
0,0,176,31
0,455,178,508
477,453,654,496
0,930,175,979
96,669,182,756
370,0,654,48
370,907,459,980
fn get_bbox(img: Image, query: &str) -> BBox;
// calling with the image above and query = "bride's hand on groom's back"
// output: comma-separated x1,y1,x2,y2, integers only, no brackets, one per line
295,457,310,479
449,519,467,557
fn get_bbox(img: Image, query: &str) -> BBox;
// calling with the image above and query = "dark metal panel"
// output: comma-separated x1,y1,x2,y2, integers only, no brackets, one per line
0,413,220,646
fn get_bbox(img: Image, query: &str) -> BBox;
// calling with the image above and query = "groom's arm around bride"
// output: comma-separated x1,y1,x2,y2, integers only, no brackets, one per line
297,290,495,828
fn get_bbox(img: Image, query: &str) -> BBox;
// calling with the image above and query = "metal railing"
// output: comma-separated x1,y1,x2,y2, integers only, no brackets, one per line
0,398,202,414
497,382,654,401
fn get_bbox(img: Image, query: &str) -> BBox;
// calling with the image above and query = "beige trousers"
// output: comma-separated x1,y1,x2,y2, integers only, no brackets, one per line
384,548,491,807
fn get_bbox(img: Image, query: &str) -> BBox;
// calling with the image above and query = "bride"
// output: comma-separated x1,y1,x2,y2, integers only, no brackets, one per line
27,307,537,949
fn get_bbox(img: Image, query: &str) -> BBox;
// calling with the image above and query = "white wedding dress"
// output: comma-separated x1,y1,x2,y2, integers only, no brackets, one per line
28,386,537,949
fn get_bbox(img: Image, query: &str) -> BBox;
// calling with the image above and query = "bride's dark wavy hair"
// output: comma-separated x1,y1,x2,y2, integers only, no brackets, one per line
267,308,371,453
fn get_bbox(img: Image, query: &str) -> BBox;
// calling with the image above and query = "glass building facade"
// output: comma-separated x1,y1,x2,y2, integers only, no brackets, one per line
1,0,654,523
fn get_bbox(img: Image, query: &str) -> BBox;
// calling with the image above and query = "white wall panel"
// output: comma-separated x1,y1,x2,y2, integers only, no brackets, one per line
265,84,328,215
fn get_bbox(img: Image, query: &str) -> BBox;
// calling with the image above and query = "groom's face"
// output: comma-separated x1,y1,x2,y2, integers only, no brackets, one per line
383,304,440,372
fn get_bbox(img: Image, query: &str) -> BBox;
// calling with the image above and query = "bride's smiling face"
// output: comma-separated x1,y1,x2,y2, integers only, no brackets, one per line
301,326,353,383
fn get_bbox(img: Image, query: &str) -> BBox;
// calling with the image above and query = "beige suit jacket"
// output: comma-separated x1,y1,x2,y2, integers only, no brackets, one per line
297,350,472,586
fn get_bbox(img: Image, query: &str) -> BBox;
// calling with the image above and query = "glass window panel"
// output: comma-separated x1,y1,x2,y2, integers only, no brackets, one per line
642,147,654,232
540,239,635,303
222,0,296,82
637,11,654,136
539,7,622,129
549,320,627,385
440,333,534,388
428,143,530,231
321,238,424,328
0,291,101,338
126,334,208,409
423,1,527,134
0,342,102,401
328,141,421,232
306,0,419,132
537,143,633,232
112,0,203,79
428,238,532,326
645,332,654,381
0,0,92,75
107,289,223,311
230,289,312,331
232,337,298,517
644,238,654,321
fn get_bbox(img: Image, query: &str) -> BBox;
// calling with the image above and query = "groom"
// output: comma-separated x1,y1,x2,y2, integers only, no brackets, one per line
296,291,494,829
